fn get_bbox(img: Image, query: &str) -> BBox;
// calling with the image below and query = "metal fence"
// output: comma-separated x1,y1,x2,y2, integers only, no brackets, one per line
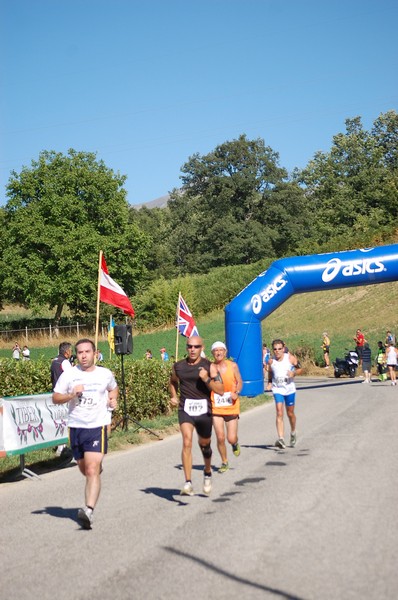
0,322,90,342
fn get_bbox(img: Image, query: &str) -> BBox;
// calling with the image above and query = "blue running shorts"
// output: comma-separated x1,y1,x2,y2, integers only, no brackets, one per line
273,392,296,406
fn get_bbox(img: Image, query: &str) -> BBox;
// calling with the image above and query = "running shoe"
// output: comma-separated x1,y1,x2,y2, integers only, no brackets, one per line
218,462,229,473
180,481,194,496
77,507,93,530
275,438,286,449
290,432,297,447
232,442,241,457
203,472,212,495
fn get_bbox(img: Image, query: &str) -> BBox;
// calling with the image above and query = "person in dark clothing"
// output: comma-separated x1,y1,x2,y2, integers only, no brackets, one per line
361,342,372,383
51,342,73,389
376,341,387,381
51,342,73,456
169,335,223,496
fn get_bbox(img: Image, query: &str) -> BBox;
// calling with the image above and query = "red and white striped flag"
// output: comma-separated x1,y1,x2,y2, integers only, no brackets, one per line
100,256,135,317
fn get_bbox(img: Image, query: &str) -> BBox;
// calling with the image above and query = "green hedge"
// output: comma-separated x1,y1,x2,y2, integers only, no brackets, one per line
0,358,171,421
133,258,273,330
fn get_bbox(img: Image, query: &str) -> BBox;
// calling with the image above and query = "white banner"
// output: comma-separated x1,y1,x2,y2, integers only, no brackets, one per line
0,394,69,457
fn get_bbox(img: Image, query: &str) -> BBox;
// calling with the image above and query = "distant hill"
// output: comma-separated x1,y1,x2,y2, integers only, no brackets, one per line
131,194,170,210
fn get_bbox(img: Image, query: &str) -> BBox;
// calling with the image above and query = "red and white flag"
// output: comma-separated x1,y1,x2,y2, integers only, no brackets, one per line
100,256,135,317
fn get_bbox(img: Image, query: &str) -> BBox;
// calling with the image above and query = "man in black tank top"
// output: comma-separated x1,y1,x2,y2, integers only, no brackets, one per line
170,336,223,496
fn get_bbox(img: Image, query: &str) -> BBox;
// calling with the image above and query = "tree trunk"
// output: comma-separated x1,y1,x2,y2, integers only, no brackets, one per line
53,303,63,338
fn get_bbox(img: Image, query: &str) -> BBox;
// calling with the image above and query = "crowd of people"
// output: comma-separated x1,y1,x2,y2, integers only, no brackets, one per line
316,328,398,384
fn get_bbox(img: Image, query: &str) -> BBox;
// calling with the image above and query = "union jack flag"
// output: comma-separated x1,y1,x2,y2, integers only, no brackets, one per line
176,294,199,338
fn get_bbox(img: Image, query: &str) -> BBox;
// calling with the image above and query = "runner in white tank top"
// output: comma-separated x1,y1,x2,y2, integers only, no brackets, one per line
266,339,301,449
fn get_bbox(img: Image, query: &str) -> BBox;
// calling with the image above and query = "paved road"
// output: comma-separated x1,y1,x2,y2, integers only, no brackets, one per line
2,377,398,600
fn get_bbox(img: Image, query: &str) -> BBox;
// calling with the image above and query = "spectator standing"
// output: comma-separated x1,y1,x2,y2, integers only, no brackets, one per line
321,332,331,368
160,347,169,361
145,349,153,359
376,341,387,381
385,330,396,347
262,343,270,381
354,329,366,366
169,335,223,496
51,342,73,457
12,342,21,360
361,343,372,383
51,342,73,390
53,338,118,529
385,342,398,386
22,345,30,360
210,341,243,473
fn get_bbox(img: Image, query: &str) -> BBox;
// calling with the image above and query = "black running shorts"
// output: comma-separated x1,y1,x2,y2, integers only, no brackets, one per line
178,410,212,439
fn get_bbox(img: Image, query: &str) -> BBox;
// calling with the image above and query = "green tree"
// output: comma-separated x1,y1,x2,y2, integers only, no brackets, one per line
129,205,175,281
259,181,315,256
1,149,150,321
296,113,398,250
167,135,287,273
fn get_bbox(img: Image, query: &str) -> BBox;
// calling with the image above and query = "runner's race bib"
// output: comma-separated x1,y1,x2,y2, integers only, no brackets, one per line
184,398,208,416
76,390,100,409
275,376,288,386
214,392,233,407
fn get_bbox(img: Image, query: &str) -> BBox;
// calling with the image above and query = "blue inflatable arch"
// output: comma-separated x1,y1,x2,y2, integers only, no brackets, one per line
225,244,398,396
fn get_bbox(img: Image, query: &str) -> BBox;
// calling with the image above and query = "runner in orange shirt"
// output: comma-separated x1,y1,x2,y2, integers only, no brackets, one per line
210,341,243,473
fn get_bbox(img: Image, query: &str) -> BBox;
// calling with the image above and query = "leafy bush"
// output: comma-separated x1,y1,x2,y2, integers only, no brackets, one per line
0,359,52,396
294,344,317,366
0,358,171,421
109,358,171,420
133,258,273,330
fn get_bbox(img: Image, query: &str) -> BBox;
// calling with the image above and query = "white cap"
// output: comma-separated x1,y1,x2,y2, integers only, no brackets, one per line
211,341,227,351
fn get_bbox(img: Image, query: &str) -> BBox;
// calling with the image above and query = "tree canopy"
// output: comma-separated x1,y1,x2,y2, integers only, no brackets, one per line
295,111,398,251
0,149,150,320
1,111,397,325
164,135,293,273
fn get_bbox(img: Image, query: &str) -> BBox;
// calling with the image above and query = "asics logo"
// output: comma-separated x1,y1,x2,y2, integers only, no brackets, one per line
252,274,288,314
92,441,99,447
321,258,385,283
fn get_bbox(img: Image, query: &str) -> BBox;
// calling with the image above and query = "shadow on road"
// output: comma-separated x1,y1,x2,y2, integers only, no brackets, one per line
32,505,78,522
164,546,305,599
141,486,189,505
241,444,277,451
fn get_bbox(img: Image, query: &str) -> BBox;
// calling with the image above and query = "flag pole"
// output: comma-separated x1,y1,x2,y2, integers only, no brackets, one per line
109,314,113,360
95,250,103,357
175,291,180,361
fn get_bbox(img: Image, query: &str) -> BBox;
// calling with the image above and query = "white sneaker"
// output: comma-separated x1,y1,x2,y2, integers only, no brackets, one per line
180,481,194,496
203,472,212,495
55,444,66,456
275,438,286,449
77,507,93,530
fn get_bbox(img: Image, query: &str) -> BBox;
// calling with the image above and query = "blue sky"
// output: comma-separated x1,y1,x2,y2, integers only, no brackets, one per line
1,0,397,207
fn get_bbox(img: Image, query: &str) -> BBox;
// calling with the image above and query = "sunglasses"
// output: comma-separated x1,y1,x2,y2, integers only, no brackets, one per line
187,344,202,349
273,347,284,351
